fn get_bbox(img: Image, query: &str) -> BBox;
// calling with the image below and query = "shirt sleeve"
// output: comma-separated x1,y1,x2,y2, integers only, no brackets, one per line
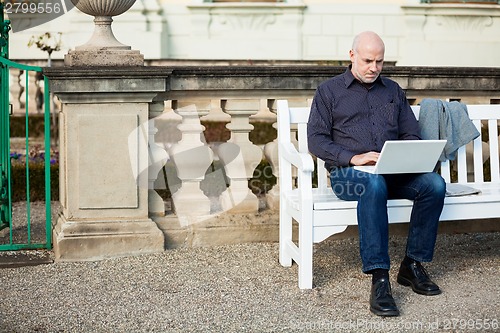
307,87,356,168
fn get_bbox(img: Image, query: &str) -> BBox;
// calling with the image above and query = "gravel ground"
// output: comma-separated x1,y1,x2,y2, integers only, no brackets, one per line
0,204,499,332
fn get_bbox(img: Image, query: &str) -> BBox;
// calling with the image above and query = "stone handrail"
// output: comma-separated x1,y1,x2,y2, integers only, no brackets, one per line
13,63,500,115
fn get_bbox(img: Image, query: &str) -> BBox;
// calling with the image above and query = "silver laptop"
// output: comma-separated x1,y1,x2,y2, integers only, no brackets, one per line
354,140,447,174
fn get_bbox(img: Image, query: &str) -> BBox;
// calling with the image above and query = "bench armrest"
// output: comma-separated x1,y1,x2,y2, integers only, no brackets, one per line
279,142,314,173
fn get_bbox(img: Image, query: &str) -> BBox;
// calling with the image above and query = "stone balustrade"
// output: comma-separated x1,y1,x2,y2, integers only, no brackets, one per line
28,64,500,259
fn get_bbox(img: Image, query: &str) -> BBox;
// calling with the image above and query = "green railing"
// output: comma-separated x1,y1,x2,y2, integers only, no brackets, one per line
0,2,11,243
0,3,52,251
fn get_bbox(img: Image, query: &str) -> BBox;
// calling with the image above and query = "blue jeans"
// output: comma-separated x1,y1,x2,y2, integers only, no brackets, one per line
330,167,446,273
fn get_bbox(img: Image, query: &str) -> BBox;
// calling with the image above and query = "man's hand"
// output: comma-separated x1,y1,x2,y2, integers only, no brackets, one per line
350,152,380,166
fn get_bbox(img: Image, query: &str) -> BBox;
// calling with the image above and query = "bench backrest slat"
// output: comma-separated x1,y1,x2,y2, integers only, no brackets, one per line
440,160,451,183
279,100,500,189
316,159,329,190
297,123,309,154
472,120,485,183
489,119,500,182
456,145,469,183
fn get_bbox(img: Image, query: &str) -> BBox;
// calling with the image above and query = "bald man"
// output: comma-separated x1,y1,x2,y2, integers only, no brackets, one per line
307,31,445,317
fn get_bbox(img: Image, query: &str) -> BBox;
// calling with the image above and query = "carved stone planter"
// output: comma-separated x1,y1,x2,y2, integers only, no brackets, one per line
65,0,144,66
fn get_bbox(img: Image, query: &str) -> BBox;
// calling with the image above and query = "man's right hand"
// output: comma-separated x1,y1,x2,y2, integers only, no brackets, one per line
350,152,380,166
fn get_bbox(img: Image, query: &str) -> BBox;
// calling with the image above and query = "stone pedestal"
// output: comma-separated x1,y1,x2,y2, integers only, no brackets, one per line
65,49,144,67
44,67,170,261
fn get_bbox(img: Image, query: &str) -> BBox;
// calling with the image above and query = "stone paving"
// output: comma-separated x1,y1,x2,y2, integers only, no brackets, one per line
0,229,498,332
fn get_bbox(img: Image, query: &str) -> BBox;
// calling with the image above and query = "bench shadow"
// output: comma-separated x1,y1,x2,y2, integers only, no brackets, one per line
311,227,499,289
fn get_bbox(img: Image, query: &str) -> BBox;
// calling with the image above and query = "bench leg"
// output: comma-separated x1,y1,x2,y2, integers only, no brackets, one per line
279,208,293,267
298,212,314,289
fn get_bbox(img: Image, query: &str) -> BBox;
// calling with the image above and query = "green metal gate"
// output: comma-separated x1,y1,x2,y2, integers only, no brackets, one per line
0,3,52,251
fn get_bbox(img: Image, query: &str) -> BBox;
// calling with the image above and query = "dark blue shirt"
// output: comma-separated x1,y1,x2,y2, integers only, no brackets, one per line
307,67,421,170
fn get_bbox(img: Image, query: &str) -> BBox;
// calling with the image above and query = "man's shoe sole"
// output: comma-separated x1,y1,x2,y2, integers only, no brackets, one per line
397,275,442,296
370,306,400,317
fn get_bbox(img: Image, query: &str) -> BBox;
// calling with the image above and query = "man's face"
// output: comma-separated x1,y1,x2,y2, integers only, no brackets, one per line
349,44,384,84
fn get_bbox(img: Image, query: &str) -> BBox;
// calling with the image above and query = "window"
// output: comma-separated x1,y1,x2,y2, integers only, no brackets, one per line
212,0,283,2
421,0,500,3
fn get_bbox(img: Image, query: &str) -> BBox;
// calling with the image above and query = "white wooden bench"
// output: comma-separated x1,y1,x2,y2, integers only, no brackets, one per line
277,99,500,289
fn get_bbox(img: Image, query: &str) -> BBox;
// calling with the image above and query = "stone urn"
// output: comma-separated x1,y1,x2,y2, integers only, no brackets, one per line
65,0,144,66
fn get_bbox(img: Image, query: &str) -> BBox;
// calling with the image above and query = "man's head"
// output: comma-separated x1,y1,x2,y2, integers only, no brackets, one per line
349,31,385,84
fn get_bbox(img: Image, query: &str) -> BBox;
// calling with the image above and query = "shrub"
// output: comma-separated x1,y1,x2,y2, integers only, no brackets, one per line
10,163,59,202
9,114,50,138
9,147,59,202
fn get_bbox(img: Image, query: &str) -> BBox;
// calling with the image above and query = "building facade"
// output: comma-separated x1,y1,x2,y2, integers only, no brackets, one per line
6,0,500,67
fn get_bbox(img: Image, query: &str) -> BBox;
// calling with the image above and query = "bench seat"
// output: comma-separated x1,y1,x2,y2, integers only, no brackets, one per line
286,182,500,211
284,183,500,242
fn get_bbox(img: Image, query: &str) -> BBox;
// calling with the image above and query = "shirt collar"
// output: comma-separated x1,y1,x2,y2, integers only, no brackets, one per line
343,65,385,88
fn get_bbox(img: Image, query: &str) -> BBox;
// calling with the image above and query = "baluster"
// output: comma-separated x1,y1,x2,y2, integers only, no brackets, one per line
26,71,42,113
9,68,24,112
263,99,279,210
218,99,262,213
148,101,168,217
168,99,214,218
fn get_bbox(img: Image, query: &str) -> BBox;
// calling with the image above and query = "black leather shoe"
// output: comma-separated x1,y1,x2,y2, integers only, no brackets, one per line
397,261,441,296
370,278,400,317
